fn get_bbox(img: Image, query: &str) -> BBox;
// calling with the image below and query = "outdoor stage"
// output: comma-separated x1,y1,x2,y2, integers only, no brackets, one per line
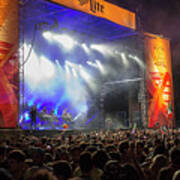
0,0,174,131
17,0,146,130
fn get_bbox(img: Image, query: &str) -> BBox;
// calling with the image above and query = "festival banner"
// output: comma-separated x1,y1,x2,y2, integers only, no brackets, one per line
144,33,174,128
49,0,136,30
0,0,19,127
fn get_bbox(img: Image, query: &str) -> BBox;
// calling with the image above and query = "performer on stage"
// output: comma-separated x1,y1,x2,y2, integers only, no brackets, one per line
42,106,47,114
30,105,37,130
61,109,73,128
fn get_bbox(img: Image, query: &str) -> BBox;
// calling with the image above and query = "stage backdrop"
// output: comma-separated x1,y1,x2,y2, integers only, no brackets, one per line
0,0,19,128
49,0,136,30
144,33,174,128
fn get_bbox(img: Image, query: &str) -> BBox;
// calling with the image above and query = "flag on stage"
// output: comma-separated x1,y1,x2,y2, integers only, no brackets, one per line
168,103,173,119
131,123,137,134
161,125,167,135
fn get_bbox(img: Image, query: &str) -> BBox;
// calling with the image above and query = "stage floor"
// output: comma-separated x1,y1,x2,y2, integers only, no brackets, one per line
0,128,96,140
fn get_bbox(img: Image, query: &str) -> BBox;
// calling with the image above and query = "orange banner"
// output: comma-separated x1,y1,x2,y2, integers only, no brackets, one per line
50,0,136,29
144,33,174,128
0,0,19,128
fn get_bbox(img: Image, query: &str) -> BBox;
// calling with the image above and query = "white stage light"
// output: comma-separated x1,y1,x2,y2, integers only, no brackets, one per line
65,60,73,66
80,68,91,81
82,43,90,54
86,61,98,68
91,44,114,56
120,53,129,67
43,31,53,40
56,59,63,73
65,64,71,74
95,60,106,74
91,44,105,54
129,54,144,69
72,68,78,78
65,64,71,81
65,61,79,70
24,49,42,87
55,34,76,50
79,65,83,69
40,56,55,78
79,66,97,91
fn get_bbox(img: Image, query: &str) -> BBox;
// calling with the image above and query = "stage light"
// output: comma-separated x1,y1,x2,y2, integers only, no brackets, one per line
43,32,77,50
72,68,78,78
65,64,71,74
19,115,23,123
120,53,129,67
24,112,30,119
79,65,83,69
56,59,63,73
129,54,144,69
95,60,106,74
43,31,53,40
114,50,119,54
91,44,114,56
24,50,42,86
65,64,71,80
90,44,105,54
81,43,90,54
86,61,98,68
79,104,88,113
65,60,73,66
79,66,97,92
65,61,79,71
40,56,55,78
79,67,91,81
55,34,77,50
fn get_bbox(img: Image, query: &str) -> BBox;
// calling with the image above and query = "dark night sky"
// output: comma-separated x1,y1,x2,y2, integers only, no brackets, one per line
107,0,180,121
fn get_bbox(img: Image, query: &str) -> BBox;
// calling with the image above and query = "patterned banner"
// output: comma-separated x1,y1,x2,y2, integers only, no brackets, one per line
0,0,19,128
50,0,136,30
144,33,174,128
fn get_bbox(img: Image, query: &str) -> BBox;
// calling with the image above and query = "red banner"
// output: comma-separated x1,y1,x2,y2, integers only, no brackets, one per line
0,0,19,128
144,33,174,128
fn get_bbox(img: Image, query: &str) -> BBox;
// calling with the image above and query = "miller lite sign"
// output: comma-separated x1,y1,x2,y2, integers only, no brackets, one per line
78,0,104,13
49,0,136,29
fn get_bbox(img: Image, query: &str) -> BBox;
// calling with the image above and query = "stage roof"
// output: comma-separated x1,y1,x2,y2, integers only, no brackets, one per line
20,0,137,41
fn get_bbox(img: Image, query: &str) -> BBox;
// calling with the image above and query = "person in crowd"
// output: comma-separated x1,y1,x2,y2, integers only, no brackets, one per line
0,146,6,168
31,169,57,180
30,105,37,130
101,160,122,180
7,149,26,180
1,128,180,180
0,168,13,180
92,150,109,170
118,140,129,164
30,147,45,168
119,164,140,180
148,154,168,180
135,141,146,164
74,152,103,180
173,170,180,180
53,160,72,180
158,147,180,180
70,146,81,172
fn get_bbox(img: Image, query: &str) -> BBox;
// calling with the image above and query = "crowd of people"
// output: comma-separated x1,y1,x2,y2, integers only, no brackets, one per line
0,128,180,180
